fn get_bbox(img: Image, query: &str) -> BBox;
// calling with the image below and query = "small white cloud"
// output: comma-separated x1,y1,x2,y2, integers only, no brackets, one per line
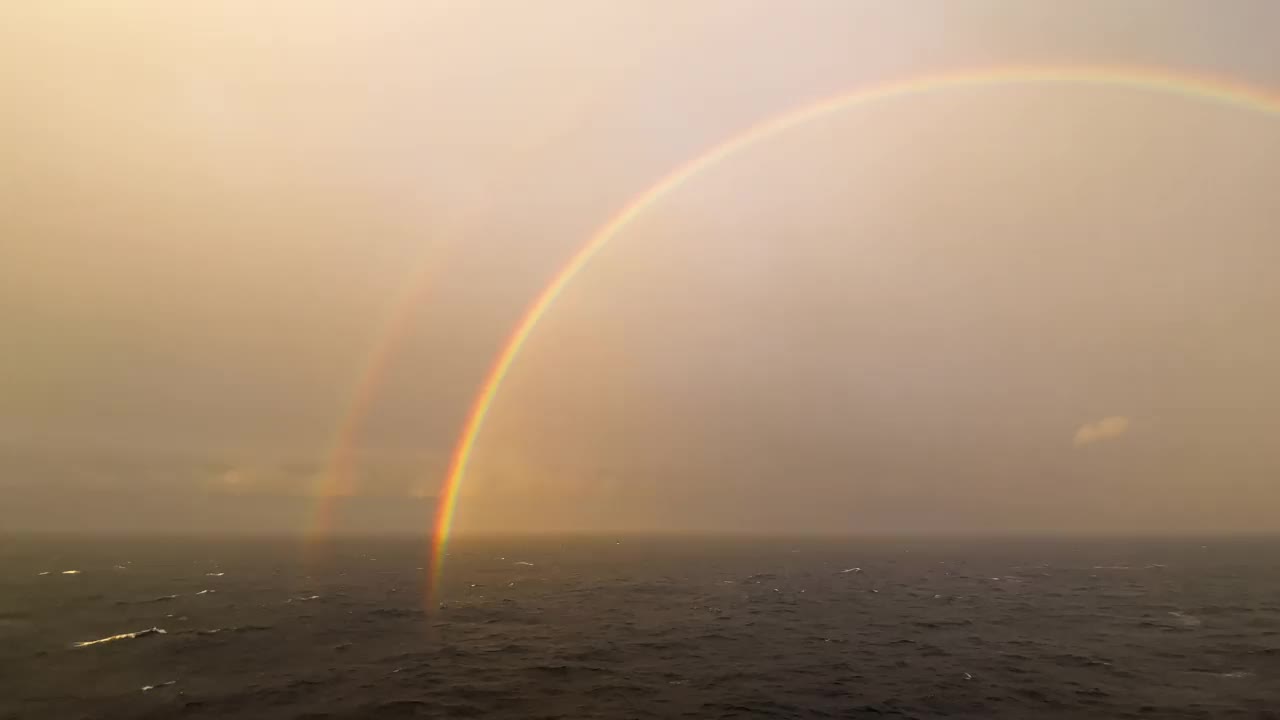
1073,416,1131,447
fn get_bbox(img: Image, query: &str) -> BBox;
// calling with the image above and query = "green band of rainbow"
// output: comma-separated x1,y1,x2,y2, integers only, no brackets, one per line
417,64,1280,600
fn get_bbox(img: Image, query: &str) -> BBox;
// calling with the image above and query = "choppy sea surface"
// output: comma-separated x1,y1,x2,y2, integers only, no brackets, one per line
2,535,1279,719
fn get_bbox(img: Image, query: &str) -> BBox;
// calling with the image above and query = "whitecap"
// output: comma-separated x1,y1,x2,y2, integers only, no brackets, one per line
61,570,81,575
193,625,268,635
74,627,167,648
141,681,175,692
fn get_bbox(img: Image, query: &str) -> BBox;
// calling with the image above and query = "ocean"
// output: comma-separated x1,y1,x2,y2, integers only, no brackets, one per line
2,535,1278,719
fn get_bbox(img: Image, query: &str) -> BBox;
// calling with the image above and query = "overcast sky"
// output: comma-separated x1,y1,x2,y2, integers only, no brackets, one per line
3,1,1280,534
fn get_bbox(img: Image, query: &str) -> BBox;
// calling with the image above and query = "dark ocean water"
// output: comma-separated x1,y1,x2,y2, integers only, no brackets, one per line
2,535,1279,719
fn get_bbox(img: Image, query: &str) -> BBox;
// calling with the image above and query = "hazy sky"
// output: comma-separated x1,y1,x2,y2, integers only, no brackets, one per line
3,1,1280,534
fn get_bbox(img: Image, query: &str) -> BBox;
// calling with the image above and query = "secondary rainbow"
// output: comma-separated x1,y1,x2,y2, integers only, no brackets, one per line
306,228,461,555
425,63,1280,597
306,262,439,552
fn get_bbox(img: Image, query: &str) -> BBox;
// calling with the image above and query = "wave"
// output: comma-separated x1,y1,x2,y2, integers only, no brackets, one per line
73,627,167,648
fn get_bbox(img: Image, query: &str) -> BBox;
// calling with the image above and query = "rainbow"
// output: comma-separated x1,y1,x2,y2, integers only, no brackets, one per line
306,225,462,555
306,268,435,553
413,63,1280,599
307,287,420,549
